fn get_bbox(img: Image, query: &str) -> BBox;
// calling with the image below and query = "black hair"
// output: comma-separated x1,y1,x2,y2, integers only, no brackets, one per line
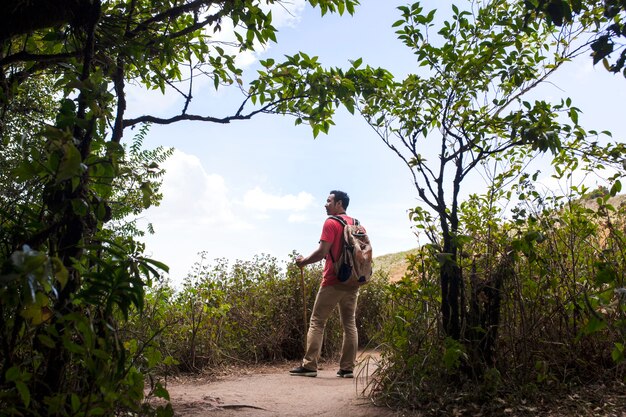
330,190,350,210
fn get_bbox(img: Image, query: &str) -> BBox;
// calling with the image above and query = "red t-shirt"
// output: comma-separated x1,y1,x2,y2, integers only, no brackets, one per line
320,214,355,287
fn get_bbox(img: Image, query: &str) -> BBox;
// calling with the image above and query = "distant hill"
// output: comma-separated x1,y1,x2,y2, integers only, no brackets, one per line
580,192,626,210
373,248,419,282
372,193,626,282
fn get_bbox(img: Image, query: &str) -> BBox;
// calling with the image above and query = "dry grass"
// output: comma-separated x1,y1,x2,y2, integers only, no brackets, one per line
373,248,419,282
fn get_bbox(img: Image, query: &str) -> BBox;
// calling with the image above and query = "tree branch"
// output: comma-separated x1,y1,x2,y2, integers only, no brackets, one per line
0,51,80,67
111,58,126,144
128,0,222,38
122,96,297,128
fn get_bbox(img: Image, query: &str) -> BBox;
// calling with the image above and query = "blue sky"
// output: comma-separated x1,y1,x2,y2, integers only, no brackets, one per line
125,1,625,286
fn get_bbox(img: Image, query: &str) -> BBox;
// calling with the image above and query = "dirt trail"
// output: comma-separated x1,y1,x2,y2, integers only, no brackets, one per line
165,353,409,417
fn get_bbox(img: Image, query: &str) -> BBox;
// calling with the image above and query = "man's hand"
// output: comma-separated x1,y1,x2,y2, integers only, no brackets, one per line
296,241,331,269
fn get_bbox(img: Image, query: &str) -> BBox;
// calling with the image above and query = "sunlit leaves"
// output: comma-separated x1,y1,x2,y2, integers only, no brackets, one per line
250,51,374,136
309,0,358,16
525,0,626,75
347,0,587,219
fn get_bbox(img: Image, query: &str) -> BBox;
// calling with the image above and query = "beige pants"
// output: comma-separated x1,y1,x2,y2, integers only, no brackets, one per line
302,284,359,372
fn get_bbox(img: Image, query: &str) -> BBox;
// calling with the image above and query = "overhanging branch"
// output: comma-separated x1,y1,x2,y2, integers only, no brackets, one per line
0,51,81,67
122,95,305,128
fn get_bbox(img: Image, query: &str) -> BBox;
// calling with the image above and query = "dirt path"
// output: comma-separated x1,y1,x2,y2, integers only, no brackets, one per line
164,353,409,417
162,357,626,417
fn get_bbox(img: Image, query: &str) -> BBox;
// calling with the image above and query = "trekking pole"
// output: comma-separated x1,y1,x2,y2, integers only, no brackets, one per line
299,266,308,351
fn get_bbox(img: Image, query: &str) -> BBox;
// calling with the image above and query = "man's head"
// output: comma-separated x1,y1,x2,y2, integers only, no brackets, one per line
325,190,349,215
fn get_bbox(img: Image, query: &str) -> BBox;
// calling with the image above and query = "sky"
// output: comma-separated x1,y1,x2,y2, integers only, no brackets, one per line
124,0,626,287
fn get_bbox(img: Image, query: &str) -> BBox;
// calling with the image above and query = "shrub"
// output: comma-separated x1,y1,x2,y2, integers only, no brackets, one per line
126,251,389,373
367,193,626,412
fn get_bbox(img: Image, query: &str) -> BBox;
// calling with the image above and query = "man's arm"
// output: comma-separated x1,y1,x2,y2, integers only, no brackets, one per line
296,240,332,268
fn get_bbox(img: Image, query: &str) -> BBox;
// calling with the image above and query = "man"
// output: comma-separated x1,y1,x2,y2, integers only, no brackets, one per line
289,190,360,378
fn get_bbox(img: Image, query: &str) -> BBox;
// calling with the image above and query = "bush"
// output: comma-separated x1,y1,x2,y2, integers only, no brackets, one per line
125,252,389,373
367,193,626,412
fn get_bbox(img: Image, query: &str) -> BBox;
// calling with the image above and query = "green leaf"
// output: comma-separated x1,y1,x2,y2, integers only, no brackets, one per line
337,1,345,15
56,143,83,183
71,394,81,412
38,334,56,348
140,182,153,208
52,257,68,289
16,381,30,407
312,124,320,138
350,57,363,68
71,198,88,216
5,367,20,381
582,316,607,335
344,100,355,114
610,180,621,196
62,339,85,354
611,343,625,363
21,294,51,325
154,382,171,400
142,257,170,273
594,262,617,285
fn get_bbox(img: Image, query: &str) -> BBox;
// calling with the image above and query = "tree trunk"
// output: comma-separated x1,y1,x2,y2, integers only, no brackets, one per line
440,235,462,340
35,0,102,398
466,251,512,376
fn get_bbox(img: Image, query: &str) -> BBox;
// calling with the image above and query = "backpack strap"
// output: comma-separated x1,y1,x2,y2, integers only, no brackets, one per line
327,215,359,263
328,215,347,227
328,215,359,226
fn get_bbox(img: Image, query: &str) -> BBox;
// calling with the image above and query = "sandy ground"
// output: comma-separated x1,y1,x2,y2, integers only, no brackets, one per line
163,353,411,417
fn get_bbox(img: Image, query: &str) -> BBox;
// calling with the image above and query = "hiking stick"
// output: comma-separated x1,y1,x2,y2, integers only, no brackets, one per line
299,266,307,351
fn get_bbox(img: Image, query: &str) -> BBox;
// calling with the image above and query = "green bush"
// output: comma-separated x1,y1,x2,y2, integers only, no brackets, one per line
367,192,626,412
127,252,390,373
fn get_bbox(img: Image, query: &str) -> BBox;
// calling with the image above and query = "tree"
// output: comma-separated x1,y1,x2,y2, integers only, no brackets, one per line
276,0,626,374
355,0,625,373
0,0,359,415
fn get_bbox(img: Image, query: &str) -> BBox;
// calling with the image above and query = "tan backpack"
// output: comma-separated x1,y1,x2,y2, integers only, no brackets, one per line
328,216,373,285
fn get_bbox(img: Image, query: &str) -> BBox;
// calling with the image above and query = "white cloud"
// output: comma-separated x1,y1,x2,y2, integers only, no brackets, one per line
288,213,309,223
137,150,320,283
125,83,182,118
203,0,306,70
146,150,251,229
138,149,260,283
243,187,314,212
264,0,306,28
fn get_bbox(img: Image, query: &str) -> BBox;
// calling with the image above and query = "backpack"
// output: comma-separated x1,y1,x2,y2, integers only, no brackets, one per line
328,215,373,285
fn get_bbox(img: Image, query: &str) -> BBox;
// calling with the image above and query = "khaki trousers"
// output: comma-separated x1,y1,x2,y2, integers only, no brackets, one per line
302,284,359,372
